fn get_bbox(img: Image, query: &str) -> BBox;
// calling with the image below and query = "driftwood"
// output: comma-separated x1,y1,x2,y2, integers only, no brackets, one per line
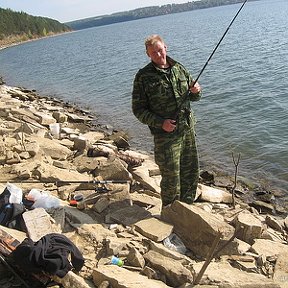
231,152,241,208
193,231,222,285
193,227,239,285
87,143,144,167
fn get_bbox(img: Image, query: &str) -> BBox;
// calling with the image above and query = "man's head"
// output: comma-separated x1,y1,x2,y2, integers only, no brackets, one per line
145,34,167,68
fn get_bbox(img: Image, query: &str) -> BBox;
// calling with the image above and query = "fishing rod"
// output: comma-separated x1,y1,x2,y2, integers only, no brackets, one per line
175,0,248,117
0,180,131,185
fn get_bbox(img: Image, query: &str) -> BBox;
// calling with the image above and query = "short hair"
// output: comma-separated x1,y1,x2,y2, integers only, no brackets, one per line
145,34,165,52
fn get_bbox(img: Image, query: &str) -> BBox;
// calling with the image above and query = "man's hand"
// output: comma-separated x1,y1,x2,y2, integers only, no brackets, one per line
189,81,201,94
162,119,176,132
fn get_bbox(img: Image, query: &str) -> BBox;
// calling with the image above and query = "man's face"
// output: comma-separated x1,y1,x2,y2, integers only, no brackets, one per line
147,41,167,67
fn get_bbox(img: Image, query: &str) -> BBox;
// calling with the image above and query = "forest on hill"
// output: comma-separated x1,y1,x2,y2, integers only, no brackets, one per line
66,0,258,30
0,0,259,47
0,8,71,47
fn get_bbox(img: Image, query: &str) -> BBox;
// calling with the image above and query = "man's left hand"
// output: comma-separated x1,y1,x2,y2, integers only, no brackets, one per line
189,81,201,94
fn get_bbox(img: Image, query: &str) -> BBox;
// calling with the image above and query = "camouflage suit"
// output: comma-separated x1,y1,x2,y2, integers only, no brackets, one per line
132,56,201,206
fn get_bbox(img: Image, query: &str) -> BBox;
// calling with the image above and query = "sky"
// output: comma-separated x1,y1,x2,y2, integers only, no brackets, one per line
0,0,190,23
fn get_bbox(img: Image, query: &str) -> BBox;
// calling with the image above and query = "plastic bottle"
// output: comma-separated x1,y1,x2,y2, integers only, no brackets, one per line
111,256,123,267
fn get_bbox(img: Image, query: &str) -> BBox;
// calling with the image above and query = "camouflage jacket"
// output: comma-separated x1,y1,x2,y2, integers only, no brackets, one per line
132,56,201,135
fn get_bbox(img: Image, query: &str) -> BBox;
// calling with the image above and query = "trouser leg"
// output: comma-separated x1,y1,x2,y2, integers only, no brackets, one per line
154,134,182,206
179,128,199,203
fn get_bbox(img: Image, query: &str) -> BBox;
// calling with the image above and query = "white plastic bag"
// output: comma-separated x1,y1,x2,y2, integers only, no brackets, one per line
6,183,23,204
28,189,61,209
163,233,187,254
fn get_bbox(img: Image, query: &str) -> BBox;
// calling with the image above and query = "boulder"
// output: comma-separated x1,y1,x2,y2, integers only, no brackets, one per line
131,158,161,195
193,261,280,287
93,265,170,288
197,184,233,203
273,251,288,287
250,239,288,258
30,135,72,160
144,250,194,287
161,201,236,258
133,217,173,242
233,211,263,244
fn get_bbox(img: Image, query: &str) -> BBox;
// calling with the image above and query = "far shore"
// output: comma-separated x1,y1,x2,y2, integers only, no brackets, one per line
0,31,74,51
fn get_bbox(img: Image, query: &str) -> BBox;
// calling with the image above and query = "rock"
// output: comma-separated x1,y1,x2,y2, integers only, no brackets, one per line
73,154,106,173
93,157,132,181
197,184,233,203
133,217,173,242
98,281,110,288
273,251,288,287
33,162,91,183
94,197,110,213
64,207,99,225
161,201,236,258
53,271,94,288
233,211,263,244
250,200,275,214
130,192,161,207
33,111,57,126
25,140,40,156
30,135,72,160
105,131,130,149
285,216,288,231
265,215,284,232
193,261,280,287
250,239,288,258
146,239,193,264
234,238,251,254
105,237,130,256
73,136,87,151
22,208,56,241
131,158,161,195
126,247,145,268
76,223,116,244
0,225,27,244
92,265,170,288
52,111,68,123
108,204,151,227
65,112,92,123
229,255,258,273
143,250,194,287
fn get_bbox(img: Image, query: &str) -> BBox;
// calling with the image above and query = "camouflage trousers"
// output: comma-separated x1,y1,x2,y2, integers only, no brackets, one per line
154,127,199,206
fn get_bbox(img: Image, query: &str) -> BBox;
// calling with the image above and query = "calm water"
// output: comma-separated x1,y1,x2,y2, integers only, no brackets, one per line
0,0,287,195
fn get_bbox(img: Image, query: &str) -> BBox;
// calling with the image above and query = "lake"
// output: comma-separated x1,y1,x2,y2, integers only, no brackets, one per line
0,0,287,197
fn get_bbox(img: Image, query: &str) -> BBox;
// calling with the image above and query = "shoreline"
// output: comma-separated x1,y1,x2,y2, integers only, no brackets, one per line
0,77,287,214
0,31,74,51
1,38,287,201
0,79,288,287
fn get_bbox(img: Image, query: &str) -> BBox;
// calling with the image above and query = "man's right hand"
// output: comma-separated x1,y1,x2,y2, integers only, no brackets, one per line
162,119,176,132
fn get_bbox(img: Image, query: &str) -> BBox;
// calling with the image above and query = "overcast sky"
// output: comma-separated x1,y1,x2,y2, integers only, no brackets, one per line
0,0,190,23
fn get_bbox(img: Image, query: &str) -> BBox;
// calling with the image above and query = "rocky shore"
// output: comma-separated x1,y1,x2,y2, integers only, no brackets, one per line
0,80,287,288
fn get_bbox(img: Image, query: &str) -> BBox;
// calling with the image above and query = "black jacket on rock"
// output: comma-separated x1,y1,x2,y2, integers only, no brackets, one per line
11,233,84,277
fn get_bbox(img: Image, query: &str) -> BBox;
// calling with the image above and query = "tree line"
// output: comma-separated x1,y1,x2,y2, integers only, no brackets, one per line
66,0,259,30
0,8,71,45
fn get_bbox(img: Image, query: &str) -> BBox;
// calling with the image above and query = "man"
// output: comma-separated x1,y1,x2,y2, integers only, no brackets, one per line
132,34,202,207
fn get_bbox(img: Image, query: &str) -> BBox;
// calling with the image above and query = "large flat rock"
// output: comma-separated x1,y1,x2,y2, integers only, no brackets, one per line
93,265,170,288
194,261,280,287
161,201,236,258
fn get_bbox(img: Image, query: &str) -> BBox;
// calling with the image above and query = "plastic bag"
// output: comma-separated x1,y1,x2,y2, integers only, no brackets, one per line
163,233,187,254
27,189,61,209
6,183,23,204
